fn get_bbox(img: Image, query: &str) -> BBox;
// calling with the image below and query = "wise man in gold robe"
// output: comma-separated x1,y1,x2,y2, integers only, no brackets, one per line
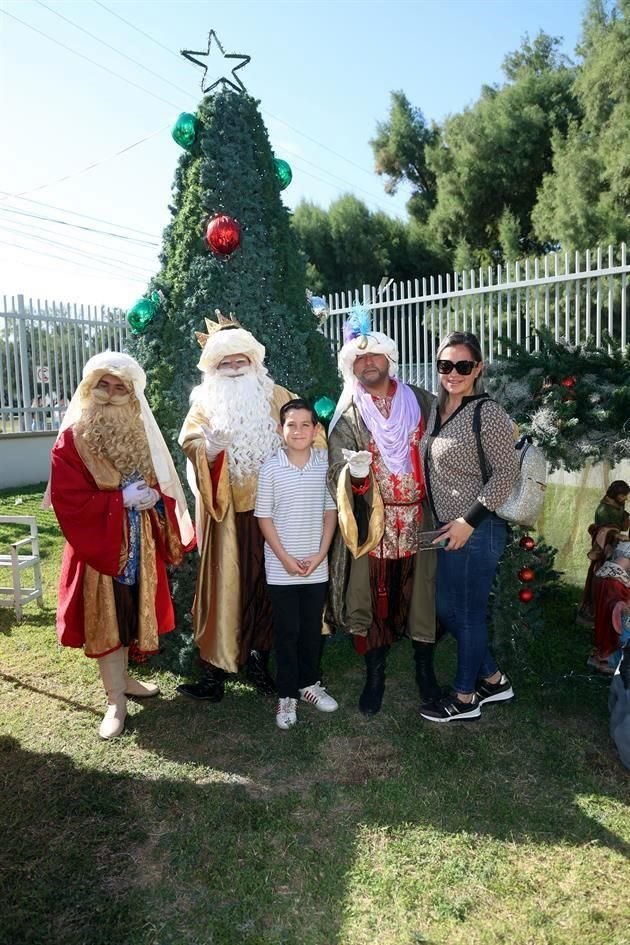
177,316,319,701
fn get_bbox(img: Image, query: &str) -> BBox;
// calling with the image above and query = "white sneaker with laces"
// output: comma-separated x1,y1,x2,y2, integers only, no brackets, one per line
276,697,298,730
298,681,338,712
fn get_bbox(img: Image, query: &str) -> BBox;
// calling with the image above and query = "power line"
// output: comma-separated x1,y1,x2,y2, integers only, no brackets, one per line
35,0,193,98
91,0,389,186
0,193,162,239
3,3,399,214
92,0,181,60
0,239,147,285
7,125,169,200
0,213,159,266
0,205,160,247
263,108,379,181
0,223,154,280
0,6,182,109
284,152,401,214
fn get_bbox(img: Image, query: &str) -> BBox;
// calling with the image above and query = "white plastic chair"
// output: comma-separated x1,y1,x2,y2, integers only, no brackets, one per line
0,515,44,621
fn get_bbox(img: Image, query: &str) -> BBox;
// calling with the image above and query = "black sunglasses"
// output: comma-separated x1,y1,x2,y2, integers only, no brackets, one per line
437,359,478,376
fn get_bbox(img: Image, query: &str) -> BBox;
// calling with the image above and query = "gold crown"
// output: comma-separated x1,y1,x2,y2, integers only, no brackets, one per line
195,309,241,347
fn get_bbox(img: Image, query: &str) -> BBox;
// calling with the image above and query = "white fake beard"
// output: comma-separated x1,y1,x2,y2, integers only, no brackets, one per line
191,368,281,482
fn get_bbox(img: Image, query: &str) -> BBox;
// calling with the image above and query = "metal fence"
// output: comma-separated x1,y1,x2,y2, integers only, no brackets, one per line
2,243,629,434
1,294,128,433
322,243,629,392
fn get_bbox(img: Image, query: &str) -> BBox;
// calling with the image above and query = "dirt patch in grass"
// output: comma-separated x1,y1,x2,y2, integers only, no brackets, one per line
317,735,403,785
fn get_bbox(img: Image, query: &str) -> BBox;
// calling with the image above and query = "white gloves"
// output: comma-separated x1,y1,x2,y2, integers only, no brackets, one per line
341,448,372,479
201,424,232,461
122,481,159,510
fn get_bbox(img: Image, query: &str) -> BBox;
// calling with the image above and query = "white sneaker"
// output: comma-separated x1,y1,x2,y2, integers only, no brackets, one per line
276,697,298,730
298,681,338,712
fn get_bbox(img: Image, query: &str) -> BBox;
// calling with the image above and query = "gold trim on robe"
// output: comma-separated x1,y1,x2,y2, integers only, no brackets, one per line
335,466,384,558
180,385,317,672
83,568,121,657
73,429,169,656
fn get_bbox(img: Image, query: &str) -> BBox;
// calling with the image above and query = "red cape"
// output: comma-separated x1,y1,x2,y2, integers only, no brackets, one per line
51,428,186,652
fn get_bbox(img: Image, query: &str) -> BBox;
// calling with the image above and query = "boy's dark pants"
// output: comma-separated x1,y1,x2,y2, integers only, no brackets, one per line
268,582,328,698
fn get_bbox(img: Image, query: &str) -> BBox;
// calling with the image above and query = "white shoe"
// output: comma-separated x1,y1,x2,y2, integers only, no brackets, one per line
125,676,159,698
276,697,298,730
99,697,127,739
299,681,338,712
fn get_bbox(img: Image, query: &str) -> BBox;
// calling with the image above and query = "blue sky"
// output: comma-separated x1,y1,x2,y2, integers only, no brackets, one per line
0,0,587,307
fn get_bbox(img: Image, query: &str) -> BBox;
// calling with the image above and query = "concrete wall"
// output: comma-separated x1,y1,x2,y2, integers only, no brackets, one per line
0,433,55,490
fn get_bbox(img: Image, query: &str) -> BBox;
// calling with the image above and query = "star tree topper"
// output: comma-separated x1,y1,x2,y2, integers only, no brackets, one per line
181,30,250,94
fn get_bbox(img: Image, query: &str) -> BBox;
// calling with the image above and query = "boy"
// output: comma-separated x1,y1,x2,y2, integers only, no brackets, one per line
255,399,338,729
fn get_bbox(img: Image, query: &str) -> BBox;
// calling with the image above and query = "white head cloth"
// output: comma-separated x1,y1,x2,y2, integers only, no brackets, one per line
42,351,194,546
328,330,399,433
614,541,630,561
197,326,265,374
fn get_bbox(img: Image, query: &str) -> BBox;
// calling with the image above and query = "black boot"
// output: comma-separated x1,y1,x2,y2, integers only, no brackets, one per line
245,649,276,695
177,663,225,702
359,645,389,717
412,640,444,704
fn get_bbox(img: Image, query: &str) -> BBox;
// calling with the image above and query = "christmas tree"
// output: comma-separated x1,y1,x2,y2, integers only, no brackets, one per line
127,36,338,671
489,529,561,669
485,328,630,471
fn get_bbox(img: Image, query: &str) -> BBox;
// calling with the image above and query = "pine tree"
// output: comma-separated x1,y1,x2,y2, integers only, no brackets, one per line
128,89,338,672
485,328,630,471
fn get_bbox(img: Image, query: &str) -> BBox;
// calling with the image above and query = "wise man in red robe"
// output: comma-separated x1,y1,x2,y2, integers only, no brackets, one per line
45,352,194,739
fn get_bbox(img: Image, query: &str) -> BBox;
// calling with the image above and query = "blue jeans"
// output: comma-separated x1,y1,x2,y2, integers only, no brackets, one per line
436,515,507,694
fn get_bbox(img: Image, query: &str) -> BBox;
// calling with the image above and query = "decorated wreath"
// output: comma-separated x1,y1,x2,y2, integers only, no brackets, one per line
485,328,630,471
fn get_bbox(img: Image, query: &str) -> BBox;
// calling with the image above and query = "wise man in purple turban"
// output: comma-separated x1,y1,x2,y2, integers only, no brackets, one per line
326,308,440,717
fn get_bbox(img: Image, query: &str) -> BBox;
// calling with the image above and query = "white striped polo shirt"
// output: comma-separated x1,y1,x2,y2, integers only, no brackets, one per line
254,447,336,586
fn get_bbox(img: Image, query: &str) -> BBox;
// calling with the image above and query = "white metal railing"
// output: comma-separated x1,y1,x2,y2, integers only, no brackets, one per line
322,243,629,392
1,294,128,434
2,243,629,434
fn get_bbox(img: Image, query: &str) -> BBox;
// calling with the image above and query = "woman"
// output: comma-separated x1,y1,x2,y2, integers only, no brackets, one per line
420,331,519,722
578,480,629,623
590,541,630,674
594,481,630,531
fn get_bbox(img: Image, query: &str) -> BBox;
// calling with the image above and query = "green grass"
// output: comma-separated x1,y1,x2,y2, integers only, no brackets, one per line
1,486,629,945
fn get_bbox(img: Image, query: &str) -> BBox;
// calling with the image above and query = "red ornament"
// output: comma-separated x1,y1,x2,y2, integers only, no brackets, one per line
520,536,535,551
206,214,241,256
560,376,577,388
518,567,536,583
519,588,534,603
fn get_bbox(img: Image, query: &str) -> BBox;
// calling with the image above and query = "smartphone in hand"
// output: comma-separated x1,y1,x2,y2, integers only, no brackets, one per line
418,528,449,550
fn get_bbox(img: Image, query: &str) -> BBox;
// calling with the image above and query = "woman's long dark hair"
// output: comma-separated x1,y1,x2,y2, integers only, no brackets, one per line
436,331,485,409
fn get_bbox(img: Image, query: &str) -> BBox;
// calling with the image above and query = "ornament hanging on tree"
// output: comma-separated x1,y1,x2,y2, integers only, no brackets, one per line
560,376,577,388
518,567,535,583
313,396,336,423
306,289,328,324
519,588,534,603
127,291,163,334
206,214,241,256
171,112,198,150
274,158,293,190
519,535,536,551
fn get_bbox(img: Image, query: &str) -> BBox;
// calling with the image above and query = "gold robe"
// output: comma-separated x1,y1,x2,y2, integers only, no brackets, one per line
180,386,326,672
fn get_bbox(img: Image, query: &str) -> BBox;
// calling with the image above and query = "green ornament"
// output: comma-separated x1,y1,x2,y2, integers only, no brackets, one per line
274,158,292,190
127,292,161,334
314,395,336,423
172,112,198,150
